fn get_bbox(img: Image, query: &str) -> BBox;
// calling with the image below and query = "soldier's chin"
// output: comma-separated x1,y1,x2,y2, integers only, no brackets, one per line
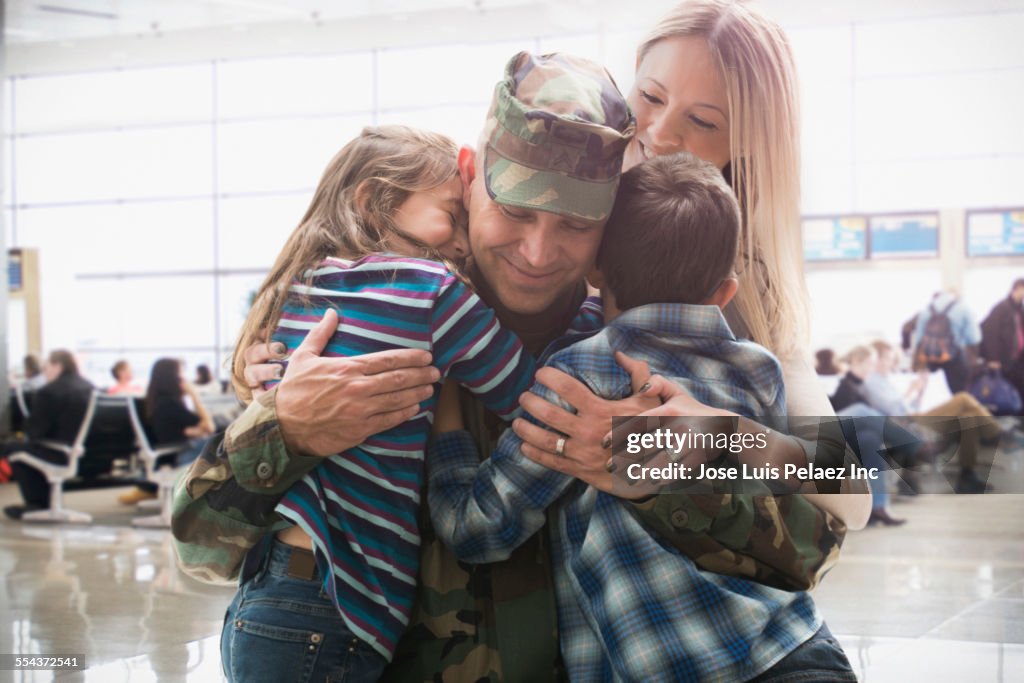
498,283,563,315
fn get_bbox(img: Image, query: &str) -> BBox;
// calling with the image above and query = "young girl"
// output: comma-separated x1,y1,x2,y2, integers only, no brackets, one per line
222,126,534,682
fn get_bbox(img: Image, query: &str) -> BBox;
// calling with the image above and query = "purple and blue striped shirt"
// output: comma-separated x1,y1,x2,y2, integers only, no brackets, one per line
268,254,535,660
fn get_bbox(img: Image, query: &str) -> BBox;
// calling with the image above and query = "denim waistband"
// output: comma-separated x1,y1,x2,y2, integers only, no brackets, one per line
263,539,321,582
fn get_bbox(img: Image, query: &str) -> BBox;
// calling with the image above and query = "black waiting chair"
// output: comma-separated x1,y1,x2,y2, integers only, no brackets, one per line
80,395,138,481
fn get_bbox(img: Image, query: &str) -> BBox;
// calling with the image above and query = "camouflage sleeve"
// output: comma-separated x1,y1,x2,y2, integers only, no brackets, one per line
630,493,846,591
170,388,323,584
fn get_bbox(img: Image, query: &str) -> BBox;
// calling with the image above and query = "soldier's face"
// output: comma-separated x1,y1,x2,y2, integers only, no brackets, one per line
465,172,604,315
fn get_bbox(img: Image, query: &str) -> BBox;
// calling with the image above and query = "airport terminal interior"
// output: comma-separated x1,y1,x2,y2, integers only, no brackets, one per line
1,0,1023,681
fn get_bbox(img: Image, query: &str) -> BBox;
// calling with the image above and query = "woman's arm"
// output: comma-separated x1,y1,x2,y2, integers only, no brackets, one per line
182,382,215,437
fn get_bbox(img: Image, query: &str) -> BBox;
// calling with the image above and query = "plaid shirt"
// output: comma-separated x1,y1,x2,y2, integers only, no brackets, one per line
429,303,822,682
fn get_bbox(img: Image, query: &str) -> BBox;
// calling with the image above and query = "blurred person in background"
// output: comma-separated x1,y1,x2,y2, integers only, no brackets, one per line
828,345,906,525
19,354,47,391
912,290,981,394
107,359,143,396
829,345,877,414
980,278,1024,398
193,364,221,395
118,358,214,505
3,350,94,520
815,348,843,376
865,339,1004,494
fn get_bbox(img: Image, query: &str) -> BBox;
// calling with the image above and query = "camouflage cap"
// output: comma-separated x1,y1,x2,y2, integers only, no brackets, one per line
483,51,635,223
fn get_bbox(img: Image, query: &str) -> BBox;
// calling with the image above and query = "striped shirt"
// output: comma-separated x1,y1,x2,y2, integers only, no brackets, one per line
269,255,534,661
429,303,822,681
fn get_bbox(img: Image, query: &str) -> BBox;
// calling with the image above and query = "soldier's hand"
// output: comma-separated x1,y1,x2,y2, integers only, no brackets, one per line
275,310,441,456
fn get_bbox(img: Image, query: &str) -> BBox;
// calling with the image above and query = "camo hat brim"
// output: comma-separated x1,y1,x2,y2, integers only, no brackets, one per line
483,51,635,223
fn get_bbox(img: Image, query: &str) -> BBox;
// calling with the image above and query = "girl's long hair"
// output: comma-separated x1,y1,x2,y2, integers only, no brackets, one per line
639,0,809,358
145,357,184,421
232,125,459,400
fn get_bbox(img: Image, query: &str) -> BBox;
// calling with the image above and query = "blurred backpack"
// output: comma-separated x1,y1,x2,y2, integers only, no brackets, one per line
969,367,1022,416
915,301,958,365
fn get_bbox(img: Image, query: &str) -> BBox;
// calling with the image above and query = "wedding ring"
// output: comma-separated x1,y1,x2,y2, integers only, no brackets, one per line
555,436,567,457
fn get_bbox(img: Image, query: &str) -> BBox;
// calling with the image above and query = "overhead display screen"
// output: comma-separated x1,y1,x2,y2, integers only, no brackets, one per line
869,213,939,258
803,216,867,261
967,209,1024,256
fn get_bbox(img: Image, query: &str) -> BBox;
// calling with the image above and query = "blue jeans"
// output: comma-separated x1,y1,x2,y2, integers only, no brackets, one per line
748,623,858,682
837,403,890,509
221,540,386,683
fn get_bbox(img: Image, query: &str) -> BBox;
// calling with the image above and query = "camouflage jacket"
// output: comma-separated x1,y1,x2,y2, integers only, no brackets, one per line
171,389,846,682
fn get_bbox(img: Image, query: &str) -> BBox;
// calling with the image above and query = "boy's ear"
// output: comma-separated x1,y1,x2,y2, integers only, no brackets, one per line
704,277,738,309
457,146,477,209
585,266,605,290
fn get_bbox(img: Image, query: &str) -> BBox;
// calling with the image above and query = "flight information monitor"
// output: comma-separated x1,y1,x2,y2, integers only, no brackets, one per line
967,209,1024,256
803,216,867,261
869,213,939,259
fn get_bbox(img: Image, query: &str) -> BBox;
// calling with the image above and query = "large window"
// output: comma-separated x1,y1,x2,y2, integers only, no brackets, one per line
6,11,1024,384
5,40,628,386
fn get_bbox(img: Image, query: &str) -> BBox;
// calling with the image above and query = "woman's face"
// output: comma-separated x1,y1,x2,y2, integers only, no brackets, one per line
624,36,731,172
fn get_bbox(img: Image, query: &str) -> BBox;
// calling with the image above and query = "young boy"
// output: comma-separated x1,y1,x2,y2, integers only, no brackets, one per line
427,153,823,682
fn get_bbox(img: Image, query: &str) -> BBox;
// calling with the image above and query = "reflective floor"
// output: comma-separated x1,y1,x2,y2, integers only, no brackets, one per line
1,484,1022,681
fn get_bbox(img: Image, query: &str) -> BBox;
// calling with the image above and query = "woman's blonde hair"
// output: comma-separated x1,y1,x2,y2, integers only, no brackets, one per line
232,125,459,400
639,0,809,357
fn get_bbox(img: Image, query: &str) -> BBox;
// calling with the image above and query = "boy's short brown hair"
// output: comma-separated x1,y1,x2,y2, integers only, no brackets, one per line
597,152,740,311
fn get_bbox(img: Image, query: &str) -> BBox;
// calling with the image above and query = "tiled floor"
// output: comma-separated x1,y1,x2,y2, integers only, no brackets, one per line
817,493,1024,682
1,482,1022,681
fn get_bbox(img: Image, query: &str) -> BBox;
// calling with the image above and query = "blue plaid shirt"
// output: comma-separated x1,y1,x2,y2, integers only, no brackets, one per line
428,303,822,682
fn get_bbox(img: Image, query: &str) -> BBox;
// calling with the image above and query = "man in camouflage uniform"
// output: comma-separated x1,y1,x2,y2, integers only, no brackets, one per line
173,52,846,682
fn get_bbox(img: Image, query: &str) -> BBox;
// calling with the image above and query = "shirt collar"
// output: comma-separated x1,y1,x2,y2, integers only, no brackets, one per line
607,303,736,341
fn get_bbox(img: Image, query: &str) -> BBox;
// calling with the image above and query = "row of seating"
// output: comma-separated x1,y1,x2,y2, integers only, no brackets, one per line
7,390,190,528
